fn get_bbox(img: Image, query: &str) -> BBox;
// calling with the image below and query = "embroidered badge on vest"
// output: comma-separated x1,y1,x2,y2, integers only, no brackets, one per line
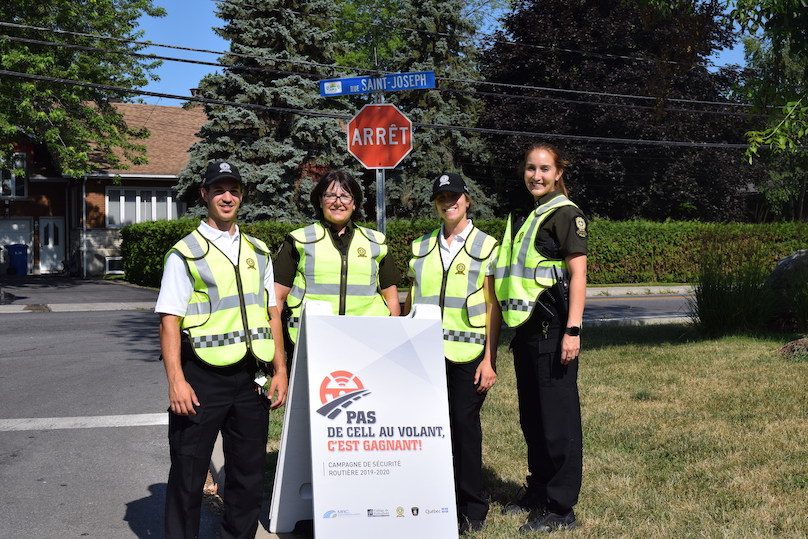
246,258,256,269
455,263,466,275
357,247,367,258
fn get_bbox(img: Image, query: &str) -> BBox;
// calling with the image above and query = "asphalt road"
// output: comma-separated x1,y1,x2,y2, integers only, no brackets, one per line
584,293,693,323
0,279,693,537
0,310,221,538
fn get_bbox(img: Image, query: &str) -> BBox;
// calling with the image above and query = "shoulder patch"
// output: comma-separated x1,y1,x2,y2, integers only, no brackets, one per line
575,216,587,238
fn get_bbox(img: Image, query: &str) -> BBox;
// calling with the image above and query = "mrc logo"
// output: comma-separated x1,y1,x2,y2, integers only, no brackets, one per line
316,370,371,419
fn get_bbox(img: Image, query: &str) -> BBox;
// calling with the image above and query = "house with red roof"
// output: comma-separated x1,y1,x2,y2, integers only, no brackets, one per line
0,103,205,277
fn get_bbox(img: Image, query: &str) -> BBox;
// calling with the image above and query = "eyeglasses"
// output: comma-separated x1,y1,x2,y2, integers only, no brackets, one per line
322,192,354,204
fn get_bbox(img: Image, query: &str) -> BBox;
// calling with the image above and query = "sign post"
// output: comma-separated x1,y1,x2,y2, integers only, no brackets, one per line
269,301,458,538
345,103,413,233
319,71,432,234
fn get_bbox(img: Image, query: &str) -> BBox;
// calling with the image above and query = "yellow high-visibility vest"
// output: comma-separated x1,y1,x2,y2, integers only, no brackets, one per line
410,226,498,363
494,195,578,327
286,222,391,343
170,229,274,366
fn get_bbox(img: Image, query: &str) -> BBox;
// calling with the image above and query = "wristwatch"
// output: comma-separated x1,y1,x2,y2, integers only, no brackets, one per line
564,326,581,337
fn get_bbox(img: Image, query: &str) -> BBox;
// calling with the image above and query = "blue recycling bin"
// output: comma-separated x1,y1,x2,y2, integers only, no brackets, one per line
5,244,28,276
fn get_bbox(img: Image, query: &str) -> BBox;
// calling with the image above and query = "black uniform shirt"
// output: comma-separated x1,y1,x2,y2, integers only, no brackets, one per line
273,220,401,288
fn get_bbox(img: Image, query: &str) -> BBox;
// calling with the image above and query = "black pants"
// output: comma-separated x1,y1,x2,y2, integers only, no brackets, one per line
512,326,582,514
446,356,488,522
164,356,269,539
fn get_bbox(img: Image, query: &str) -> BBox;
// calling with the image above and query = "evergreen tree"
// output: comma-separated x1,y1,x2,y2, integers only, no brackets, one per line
334,0,494,219
479,0,759,221
386,0,494,218
178,0,353,222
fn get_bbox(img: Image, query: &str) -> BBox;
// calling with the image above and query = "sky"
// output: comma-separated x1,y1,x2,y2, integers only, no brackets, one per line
136,0,747,106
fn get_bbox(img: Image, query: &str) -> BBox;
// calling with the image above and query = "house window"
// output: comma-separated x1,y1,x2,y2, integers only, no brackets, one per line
0,153,27,198
106,187,185,227
105,256,125,275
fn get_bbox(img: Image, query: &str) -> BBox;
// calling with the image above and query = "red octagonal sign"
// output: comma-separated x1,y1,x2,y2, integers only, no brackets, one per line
347,104,413,169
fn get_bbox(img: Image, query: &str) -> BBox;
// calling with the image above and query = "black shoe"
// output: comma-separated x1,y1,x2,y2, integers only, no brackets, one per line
459,517,485,535
503,485,544,515
519,509,577,533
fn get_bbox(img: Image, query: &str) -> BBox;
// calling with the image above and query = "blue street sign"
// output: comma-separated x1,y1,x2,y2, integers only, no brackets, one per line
319,71,436,97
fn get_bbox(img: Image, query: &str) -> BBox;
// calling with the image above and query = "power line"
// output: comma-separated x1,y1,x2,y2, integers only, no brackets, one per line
0,33,324,80
204,0,696,68
0,68,751,149
0,20,753,109
0,31,758,119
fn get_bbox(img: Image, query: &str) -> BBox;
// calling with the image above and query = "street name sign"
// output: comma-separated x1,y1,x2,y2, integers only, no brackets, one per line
319,71,435,97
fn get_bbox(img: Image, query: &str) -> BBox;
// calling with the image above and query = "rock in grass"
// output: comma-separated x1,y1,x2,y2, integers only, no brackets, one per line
778,338,808,360
765,250,808,330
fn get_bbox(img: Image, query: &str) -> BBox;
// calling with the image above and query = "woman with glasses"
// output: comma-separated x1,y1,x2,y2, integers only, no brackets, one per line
273,170,401,348
404,173,500,535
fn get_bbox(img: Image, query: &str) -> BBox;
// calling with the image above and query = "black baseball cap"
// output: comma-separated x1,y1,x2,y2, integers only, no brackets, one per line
430,172,469,200
202,160,242,187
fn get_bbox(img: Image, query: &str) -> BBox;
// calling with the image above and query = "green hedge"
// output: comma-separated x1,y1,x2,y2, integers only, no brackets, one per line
120,218,808,288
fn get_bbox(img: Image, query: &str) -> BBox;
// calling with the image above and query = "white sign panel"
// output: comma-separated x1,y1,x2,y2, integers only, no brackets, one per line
269,302,458,538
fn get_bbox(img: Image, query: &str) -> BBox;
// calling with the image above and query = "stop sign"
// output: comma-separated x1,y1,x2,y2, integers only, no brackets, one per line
347,104,413,169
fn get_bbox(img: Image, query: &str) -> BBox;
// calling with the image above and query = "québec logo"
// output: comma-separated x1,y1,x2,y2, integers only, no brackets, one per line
316,370,371,419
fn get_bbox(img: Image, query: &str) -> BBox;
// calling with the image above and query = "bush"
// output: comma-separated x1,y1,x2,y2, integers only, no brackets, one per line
121,218,808,288
690,253,775,337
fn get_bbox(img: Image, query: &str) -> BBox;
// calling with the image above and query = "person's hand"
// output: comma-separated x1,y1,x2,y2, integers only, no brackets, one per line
561,334,580,365
474,359,497,394
169,379,200,415
266,370,289,409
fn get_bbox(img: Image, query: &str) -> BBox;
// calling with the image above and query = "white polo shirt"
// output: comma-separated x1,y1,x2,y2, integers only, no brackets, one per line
436,219,496,276
155,220,277,317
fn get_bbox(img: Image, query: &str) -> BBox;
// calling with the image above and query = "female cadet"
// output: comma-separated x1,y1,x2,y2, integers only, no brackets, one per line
496,143,587,534
274,170,400,346
405,173,500,535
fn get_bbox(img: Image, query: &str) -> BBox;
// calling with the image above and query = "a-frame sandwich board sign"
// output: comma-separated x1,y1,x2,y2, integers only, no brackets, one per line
269,300,458,538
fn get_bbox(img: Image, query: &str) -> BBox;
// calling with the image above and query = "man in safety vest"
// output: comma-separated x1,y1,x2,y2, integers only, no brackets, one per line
155,160,287,539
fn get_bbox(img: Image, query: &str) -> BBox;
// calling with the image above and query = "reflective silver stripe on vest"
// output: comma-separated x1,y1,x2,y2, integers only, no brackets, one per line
251,243,267,298
507,265,566,281
185,292,264,316
466,302,487,318
410,232,436,304
299,224,380,296
500,298,534,312
183,234,220,303
415,294,440,305
191,329,247,348
496,197,573,280
443,328,486,345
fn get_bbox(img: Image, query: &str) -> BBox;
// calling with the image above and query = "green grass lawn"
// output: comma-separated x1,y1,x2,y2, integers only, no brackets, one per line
266,325,807,537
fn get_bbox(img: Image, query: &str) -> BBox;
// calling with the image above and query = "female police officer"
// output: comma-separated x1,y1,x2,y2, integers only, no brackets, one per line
496,143,588,534
405,173,500,535
274,170,400,345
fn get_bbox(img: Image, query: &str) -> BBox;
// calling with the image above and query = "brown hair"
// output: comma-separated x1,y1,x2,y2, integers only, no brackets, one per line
520,142,570,198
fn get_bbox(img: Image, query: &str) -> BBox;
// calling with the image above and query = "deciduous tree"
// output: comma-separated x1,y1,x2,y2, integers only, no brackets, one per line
0,0,164,176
